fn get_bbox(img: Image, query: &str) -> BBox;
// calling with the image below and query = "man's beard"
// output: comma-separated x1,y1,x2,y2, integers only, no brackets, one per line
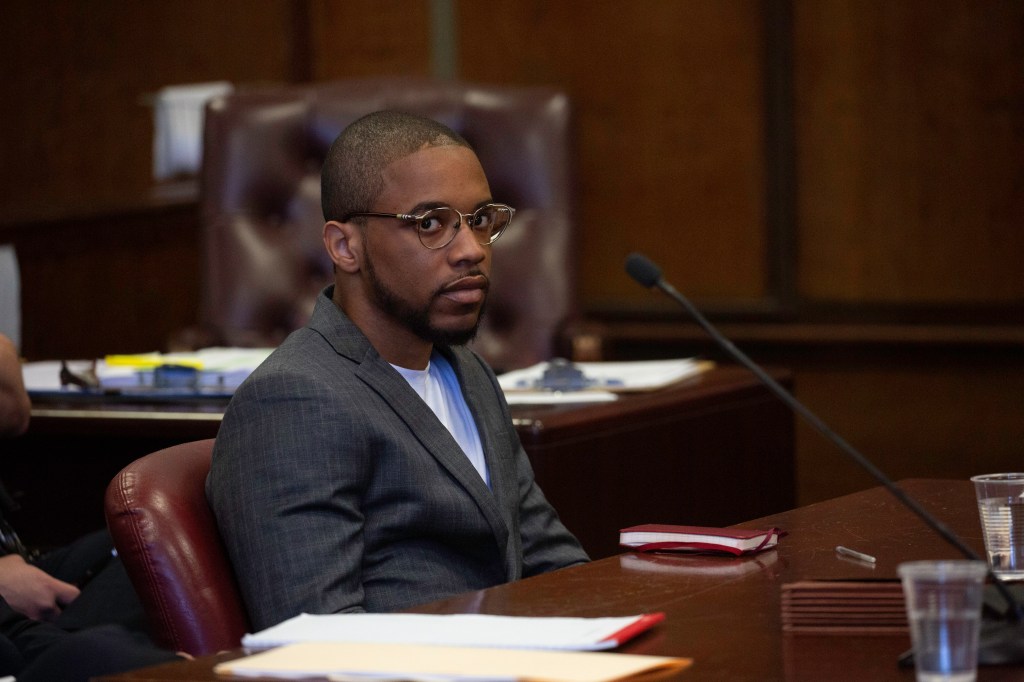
363,253,486,347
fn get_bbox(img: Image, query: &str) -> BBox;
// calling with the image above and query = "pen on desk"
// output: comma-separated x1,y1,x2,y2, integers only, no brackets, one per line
835,545,877,564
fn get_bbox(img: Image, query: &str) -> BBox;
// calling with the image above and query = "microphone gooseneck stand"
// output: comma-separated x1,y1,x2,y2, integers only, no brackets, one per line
624,251,1024,665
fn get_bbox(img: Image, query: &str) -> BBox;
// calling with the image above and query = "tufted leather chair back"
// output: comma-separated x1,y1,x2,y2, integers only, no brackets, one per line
104,439,250,656
192,77,578,372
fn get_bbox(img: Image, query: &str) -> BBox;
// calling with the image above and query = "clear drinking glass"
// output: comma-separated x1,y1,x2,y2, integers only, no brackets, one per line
898,560,987,682
971,473,1024,580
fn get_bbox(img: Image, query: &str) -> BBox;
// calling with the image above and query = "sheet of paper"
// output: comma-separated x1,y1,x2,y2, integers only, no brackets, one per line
21,348,274,394
498,358,710,394
216,641,691,682
242,613,658,651
101,347,274,388
503,391,619,405
22,360,78,392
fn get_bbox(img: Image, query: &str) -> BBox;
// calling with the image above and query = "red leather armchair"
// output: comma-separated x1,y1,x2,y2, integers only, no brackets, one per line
179,76,588,372
104,439,250,656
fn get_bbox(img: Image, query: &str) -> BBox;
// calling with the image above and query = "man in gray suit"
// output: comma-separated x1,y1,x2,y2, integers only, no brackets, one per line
207,111,588,631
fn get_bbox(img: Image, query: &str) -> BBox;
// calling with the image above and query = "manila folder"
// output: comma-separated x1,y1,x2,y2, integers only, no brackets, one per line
214,641,691,681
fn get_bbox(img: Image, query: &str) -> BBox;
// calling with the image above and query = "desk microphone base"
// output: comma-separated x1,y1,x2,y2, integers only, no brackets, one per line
900,584,1024,667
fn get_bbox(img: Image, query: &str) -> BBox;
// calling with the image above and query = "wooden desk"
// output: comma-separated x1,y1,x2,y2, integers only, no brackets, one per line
413,479,1018,681
9,366,794,557
98,480,1022,681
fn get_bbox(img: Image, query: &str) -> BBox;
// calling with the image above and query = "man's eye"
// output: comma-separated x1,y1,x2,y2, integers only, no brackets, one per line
470,211,493,228
418,215,445,232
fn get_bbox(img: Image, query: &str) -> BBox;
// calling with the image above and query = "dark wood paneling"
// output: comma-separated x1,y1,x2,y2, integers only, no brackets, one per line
458,0,770,308
0,186,201,360
0,0,299,206
3,1,1022,313
309,0,432,80
793,347,1024,505
794,0,1024,304
593,324,1024,505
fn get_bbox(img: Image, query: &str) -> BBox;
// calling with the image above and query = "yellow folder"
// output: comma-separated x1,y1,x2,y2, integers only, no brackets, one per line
214,641,691,682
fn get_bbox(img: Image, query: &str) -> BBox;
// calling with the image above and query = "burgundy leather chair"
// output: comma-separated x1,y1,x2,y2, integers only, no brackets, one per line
179,76,588,372
104,439,250,656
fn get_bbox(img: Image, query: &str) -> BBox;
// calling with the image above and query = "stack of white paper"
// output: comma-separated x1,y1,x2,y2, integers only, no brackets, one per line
497,358,709,398
21,348,274,395
242,612,663,652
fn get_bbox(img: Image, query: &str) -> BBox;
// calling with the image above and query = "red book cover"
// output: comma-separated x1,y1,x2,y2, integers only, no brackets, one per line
619,524,785,556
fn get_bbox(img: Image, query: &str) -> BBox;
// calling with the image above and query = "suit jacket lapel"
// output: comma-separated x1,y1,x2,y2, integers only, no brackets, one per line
307,288,513,567
444,347,523,581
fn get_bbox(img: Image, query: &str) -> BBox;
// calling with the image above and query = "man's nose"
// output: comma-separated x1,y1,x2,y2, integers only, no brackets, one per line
447,217,487,262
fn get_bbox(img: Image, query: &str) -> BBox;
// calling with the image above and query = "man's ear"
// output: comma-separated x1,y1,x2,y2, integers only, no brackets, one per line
323,220,361,273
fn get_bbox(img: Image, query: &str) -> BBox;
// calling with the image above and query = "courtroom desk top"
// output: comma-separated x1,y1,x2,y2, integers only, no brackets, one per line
98,479,1022,681
26,364,779,438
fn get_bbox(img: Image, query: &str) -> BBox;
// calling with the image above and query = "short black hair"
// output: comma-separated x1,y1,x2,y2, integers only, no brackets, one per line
321,110,472,222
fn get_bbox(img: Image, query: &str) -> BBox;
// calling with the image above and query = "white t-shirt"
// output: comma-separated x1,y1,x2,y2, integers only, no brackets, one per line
391,352,489,487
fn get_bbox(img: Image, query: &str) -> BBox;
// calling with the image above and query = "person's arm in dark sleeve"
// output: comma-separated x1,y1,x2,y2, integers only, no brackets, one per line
207,369,372,630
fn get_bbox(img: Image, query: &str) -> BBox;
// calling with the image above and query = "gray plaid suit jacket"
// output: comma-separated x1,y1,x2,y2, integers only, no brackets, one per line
207,287,588,630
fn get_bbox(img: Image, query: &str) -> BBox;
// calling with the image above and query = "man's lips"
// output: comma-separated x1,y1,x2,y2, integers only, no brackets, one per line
439,275,488,305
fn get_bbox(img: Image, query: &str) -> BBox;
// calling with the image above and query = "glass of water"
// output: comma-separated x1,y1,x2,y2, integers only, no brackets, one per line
898,560,987,682
971,473,1024,580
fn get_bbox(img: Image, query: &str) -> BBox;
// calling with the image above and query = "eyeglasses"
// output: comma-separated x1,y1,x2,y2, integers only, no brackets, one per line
340,203,515,250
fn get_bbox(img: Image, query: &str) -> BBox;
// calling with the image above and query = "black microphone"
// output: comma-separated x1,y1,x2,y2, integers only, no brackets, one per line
625,252,1024,661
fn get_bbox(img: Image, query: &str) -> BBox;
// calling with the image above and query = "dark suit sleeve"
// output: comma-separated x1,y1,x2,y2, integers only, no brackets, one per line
512,441,590,576
471,358,589,576
207,366,372,630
